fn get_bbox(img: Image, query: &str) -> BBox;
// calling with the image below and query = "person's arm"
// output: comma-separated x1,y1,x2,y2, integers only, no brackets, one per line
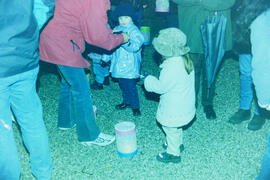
33,0,54,30
144,63,177,95
121,28,144,53
101,54,112,63
80,0,124,51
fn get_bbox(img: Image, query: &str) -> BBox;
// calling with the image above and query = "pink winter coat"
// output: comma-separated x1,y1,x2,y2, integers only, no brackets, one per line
39,0,124,68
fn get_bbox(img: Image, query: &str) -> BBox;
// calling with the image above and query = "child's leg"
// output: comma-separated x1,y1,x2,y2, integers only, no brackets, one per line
126,79,140,110
93,59,105,84
118,78,130,105
162,126,183,156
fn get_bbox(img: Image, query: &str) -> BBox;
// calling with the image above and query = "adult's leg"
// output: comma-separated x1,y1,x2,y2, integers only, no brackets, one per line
239,54,253,110
229,54,253,123
10,67,52,179
201,57,216,107
256,132,270,180
236,54,264,129
57,65,100,142
200,53,217,119
0,78,20,180
57,71,75,128
189,53,203,105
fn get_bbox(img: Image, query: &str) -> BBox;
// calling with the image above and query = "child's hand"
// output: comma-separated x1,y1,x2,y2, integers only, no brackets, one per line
140,72,149,81
122,33,130,43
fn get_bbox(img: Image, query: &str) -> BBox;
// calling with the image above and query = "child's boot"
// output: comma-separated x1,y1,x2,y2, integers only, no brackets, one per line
103,76,110,86
90,80,103,90
163,141,184,153
132,109,141,116
156,152,181,163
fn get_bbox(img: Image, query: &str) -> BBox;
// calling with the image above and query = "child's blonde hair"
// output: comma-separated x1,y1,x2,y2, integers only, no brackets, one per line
182,53,194,74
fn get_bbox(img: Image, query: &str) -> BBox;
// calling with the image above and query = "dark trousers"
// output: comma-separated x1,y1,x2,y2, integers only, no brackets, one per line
190,53,216,106
118,78,140,110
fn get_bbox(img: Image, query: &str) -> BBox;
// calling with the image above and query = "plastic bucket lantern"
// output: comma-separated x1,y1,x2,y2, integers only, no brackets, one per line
155,0,169,12
115,121,137,157
140,26,151,45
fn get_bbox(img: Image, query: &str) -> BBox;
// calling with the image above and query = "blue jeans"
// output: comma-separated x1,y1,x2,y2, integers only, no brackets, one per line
239,54,259,115
57,65,100,142
0,67,52,180
92,59,109,84
256,132,270,180
118,78,140,110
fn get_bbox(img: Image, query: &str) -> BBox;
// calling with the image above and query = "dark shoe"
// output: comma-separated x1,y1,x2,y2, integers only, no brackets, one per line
156,152,181,163
204,105,216,119
132,109,141,116
115,103,130,110
247,114,265,131
228,109,251,124
163,142,184,153
90,81,103,90
103,76,110,86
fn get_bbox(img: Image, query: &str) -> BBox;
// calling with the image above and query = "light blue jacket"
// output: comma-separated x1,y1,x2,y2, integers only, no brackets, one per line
106,22,144,79
0,0,54,77
250,9,270,108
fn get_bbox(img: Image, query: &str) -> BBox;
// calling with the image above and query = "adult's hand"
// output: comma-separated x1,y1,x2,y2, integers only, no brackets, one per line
122,33,130,43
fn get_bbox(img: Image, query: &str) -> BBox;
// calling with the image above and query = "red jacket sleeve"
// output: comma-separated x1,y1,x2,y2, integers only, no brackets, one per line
80,0,124,50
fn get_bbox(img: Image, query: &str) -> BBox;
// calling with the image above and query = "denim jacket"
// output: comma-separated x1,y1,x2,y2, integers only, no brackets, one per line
0,0,54,78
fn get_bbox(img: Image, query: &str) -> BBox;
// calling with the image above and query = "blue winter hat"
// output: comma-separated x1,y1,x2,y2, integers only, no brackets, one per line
112,2,137,21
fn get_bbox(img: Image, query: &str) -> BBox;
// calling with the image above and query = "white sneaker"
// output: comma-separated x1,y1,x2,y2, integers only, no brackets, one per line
59,124,76,130
81,133,115,146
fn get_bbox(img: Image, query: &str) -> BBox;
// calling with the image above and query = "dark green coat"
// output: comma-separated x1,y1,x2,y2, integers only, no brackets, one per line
171,0,235,53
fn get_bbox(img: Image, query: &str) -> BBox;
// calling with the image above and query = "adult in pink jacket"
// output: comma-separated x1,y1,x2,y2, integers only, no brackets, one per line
39,0,129,146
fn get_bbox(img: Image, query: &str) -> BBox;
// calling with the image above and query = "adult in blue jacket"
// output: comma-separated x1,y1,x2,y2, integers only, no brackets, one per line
0,0,54,179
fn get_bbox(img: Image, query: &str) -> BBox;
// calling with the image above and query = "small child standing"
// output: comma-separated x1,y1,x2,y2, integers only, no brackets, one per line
143,28,196,163
107,2,144,116
88,52,110,90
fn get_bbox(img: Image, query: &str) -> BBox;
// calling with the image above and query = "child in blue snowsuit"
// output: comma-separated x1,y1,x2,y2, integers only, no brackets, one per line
88,52,110,90
107,2,144,116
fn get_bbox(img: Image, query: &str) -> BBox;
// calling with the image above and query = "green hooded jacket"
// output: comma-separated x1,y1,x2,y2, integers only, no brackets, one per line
171,0,235,53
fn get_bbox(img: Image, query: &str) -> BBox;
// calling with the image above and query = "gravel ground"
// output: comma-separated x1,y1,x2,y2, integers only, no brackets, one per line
13,6,269,180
